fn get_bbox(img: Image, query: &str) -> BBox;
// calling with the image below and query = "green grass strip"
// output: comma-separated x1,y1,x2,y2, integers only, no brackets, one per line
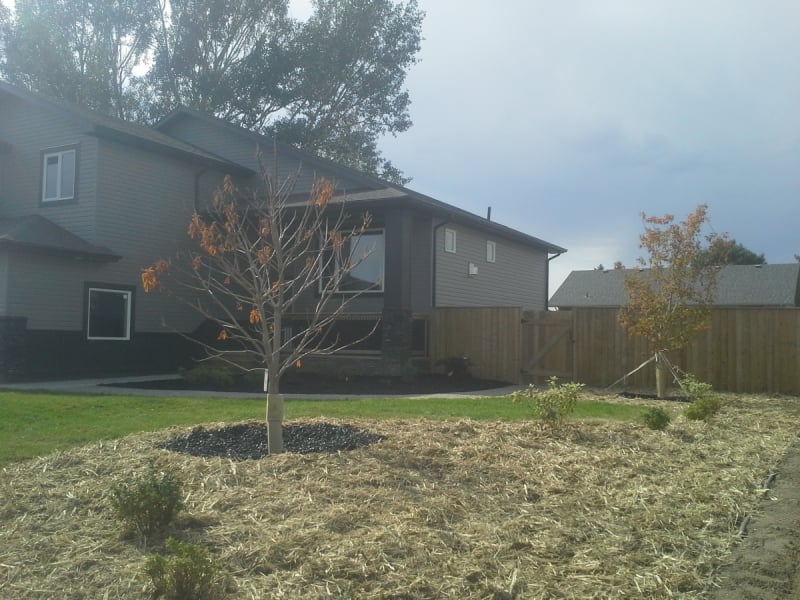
0,392,648,467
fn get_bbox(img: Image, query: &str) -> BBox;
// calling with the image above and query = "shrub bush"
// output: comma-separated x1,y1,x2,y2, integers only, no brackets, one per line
146,537,221,600
682,374,723,422
178,365,237,388
109,466,184,537
684,394,723,422
436,355,473,379
514,377,584,430
642,407,671,431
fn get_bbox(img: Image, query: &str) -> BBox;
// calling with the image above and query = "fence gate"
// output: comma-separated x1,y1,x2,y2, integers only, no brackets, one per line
521,310,576,383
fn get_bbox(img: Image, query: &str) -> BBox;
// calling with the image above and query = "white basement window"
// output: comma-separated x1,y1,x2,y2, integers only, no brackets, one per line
87,287,132,340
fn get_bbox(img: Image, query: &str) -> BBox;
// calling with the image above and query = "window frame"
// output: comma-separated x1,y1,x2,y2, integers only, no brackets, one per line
486,240,496,263
84,284,134,341
320,228,386,295
41,145,78,205
444,227,457,253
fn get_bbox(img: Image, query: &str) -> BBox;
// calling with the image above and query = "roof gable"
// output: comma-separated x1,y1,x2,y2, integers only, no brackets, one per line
157,107,567,254
0,81,250,173
0,215,119,261
550,264,800,308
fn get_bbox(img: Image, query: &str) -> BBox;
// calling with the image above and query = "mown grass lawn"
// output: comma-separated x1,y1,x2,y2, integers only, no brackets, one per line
0,391,650,466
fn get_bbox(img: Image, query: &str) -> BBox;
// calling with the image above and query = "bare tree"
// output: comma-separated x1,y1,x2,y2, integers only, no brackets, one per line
142,156,377,453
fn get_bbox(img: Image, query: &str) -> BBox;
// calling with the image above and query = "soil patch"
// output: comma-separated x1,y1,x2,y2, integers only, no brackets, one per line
110,373,507,395
706,434,800,599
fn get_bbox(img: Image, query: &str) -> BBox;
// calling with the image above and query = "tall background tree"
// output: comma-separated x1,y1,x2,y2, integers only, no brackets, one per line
619,204,726,397
695,238,766,266
0,0,423,181
2,0,157,120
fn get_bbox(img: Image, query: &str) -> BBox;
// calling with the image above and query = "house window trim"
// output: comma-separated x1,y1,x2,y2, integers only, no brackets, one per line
41,145,79,205
444,228,457,253
84,283,134,341
486,240,496,263
320,228,386,295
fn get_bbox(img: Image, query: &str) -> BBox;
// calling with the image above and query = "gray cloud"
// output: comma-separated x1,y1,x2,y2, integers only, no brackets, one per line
379,1,800,293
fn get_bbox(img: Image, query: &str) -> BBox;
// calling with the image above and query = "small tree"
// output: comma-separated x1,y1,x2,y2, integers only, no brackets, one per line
619,204,724,397
142,157,376,453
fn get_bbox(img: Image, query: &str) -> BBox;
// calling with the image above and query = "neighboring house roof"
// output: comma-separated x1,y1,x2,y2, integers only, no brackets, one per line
550,264,800,308
0,215,120,261
0,81,252,174
157,106,567,255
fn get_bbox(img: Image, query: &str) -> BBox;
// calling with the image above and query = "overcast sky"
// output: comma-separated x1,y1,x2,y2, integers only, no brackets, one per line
293,0,800,296
4,1,798,296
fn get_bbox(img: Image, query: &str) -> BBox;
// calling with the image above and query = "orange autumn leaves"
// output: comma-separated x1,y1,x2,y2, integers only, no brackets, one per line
141,259,169,293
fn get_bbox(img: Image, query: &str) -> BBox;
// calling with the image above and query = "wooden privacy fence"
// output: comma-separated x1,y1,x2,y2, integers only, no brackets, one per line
429,306,800,394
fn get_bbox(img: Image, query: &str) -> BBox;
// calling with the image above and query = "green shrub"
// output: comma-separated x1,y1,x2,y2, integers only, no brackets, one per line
179,365,237,388
684,394,723,422
642,407,671,431
146,537,221,600
109,466,184,537
514,377,584,430
681,374,723,422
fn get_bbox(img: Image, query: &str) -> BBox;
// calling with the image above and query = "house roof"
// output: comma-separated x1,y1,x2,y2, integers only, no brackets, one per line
157,106,568,255
0,215,120,261
0,81,252,174
549,264,800,308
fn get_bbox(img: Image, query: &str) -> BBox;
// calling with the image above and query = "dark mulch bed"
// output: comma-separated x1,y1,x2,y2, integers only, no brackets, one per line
617,391,690,402
111,373,507,395
161,422,386,459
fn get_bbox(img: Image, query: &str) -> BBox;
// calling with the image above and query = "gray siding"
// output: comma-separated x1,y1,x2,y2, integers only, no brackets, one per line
160,116,369,197
6,252,87,330
410,215,433,313
0,251,8,315
95,137,216,333
0,94,99,243
434,223,548,310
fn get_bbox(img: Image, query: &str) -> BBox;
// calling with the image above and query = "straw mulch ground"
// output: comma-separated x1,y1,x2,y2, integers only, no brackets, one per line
1,393,799,599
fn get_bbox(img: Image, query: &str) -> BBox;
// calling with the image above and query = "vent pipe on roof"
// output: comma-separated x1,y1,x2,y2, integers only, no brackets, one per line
486,206,491,221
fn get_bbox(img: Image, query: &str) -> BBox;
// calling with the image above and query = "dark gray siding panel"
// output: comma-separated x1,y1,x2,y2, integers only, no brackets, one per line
0,251,8,315
6,252,88,330
434,223,548,310
410,215,432,313
95,138,211,333
160,116,369,196
0,95,98,242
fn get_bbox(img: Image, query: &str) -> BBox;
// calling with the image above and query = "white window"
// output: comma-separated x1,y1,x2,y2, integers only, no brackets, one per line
322,230,385,293
486,240,496,263
87,287,132,340
444,228,457,253
42,148,76,202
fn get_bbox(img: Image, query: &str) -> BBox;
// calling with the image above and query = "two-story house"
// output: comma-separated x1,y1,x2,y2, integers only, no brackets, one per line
0,81,566,380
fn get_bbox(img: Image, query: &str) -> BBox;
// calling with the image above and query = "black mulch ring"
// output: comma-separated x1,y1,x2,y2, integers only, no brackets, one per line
160,422,386,460
617,391,690,402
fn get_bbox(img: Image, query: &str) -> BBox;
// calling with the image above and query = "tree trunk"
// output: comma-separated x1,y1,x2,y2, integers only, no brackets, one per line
655,352,667,399
265,367,284,454
266,393,284,454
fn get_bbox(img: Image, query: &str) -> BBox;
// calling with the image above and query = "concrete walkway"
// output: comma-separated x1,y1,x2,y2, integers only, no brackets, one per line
0,374,523,400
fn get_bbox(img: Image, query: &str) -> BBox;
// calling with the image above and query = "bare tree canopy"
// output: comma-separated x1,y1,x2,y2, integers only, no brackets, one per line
142,158,378,452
